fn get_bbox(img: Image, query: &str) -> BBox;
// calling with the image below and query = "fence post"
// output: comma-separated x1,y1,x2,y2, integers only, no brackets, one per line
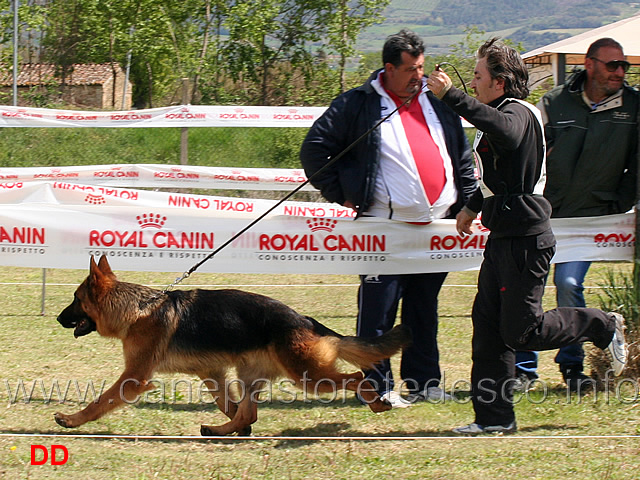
180,78,190,165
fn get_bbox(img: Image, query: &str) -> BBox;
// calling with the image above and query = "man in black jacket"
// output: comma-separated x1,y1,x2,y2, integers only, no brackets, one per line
428,37,627,434
300,30,477,407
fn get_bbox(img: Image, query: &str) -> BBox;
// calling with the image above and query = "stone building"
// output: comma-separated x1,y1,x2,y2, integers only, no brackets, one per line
0,63,132,110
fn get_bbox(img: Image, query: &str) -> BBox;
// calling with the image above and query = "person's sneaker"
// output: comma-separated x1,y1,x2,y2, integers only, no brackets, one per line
605,312,627,376
380,390,412,409
452,421,517,435
513,373,534,393
406,386,453,403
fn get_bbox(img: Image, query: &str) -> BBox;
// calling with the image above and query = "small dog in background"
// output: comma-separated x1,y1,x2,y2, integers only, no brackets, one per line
55,255,411,436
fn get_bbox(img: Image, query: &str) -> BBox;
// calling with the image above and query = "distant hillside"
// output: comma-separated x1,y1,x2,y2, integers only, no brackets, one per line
356,0,640,54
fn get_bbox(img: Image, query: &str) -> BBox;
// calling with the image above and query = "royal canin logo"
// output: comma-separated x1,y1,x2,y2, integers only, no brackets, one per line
33,168,80,180
430,222,489,251
167,195,255,212
594,232,635,247
2,109,43,118
53,182,139,204
272,108,314,121
0,225,45,245
306,218,337,232
153,168,200,180
430,233,487,250
258,217,385,252
93,167,139,179
218,108,259,120
212,173,259,182
137,213,166,229
55,113,98,121
0,182,23,188
164,107,206,120
111,112,152,121
89,213,214,249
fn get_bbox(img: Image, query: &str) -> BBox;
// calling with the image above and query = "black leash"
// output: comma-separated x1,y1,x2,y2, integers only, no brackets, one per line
162,83,428,293
436,62,469,94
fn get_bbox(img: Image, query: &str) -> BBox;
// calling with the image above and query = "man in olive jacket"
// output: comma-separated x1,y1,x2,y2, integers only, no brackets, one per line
516,37,639,392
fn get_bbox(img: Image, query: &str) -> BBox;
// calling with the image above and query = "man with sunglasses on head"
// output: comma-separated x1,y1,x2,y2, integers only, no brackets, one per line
515,37,639,393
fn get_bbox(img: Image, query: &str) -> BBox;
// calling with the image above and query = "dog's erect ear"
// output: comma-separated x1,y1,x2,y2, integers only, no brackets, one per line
97,255,115,278
89,255,116,290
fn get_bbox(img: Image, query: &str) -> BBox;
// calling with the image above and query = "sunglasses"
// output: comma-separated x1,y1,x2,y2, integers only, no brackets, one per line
589,57,631,73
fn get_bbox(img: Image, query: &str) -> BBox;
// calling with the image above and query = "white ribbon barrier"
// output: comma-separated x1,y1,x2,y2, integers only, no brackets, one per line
0,104,474,129
0,105,327,128
0,164,315,191
0,181,633,274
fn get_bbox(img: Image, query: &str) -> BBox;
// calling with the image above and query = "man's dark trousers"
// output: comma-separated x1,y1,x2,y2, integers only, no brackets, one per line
356,272,447,395
470,234,615,426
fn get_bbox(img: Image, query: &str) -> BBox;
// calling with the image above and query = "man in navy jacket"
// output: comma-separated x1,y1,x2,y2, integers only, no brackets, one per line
300,30,476,407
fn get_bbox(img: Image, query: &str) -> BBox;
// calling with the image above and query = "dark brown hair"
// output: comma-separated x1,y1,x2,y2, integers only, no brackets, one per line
477,37,529,100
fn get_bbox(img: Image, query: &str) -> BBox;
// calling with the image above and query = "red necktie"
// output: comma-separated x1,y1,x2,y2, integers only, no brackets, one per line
388,91,446,204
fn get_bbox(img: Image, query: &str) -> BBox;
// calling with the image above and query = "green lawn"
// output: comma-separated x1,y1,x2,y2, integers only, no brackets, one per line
0,264,638,479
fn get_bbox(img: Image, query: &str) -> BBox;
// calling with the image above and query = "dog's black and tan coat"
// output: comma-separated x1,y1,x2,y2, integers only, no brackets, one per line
55,255,411,435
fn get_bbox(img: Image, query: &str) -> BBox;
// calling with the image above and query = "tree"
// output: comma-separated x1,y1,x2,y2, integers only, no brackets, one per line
325,0,389,93
222,0,331,105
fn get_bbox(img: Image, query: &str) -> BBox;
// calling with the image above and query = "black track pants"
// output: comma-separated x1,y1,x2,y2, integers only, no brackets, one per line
470,232,615,426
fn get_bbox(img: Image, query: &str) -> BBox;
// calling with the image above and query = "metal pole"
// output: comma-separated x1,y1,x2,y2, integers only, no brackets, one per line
41,269,46,316
180,78,189,165
634,106,640,319
122,26,134,110
12,0,19,106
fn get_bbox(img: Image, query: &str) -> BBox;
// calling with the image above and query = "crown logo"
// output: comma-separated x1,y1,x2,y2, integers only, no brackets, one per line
85,193,106,205
137,213,166,229
306,218,337,232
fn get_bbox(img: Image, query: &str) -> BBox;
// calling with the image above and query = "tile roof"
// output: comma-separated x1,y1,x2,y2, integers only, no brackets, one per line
0,63,121,86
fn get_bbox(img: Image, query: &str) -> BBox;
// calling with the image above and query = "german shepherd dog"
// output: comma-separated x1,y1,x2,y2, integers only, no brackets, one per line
55,256,411,436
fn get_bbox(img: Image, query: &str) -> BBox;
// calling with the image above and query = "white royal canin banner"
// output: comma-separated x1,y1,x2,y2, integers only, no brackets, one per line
0,163,315,191
0,167,633,274
0,105,327,128
0,104,474,129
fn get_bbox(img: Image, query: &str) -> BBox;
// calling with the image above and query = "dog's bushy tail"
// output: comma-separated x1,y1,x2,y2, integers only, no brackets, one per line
334,325,412,369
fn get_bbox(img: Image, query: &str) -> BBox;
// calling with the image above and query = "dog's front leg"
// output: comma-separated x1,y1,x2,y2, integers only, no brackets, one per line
54,370,156,428
55,335,158,429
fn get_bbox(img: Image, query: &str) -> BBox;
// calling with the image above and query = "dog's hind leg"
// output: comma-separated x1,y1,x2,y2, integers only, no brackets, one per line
296,370,392,413
198,374,237,419
198,374,253,436
200,380,263,436
277,336,393,414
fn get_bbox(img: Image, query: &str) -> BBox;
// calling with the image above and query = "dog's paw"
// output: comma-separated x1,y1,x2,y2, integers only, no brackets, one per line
54,413,77,428
368,397,393,413
200,424,225,436
201,424,252,436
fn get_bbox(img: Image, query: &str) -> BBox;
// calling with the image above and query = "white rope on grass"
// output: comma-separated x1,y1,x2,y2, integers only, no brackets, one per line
0,282,602,289
0,432,639,441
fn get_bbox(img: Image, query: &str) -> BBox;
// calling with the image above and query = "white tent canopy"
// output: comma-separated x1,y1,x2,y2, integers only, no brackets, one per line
522,13,640,86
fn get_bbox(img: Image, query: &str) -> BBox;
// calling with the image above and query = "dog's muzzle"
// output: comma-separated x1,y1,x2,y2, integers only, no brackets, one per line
57,305,97,338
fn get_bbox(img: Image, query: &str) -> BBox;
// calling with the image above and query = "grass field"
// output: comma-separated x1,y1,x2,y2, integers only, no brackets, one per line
0,263,638,479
